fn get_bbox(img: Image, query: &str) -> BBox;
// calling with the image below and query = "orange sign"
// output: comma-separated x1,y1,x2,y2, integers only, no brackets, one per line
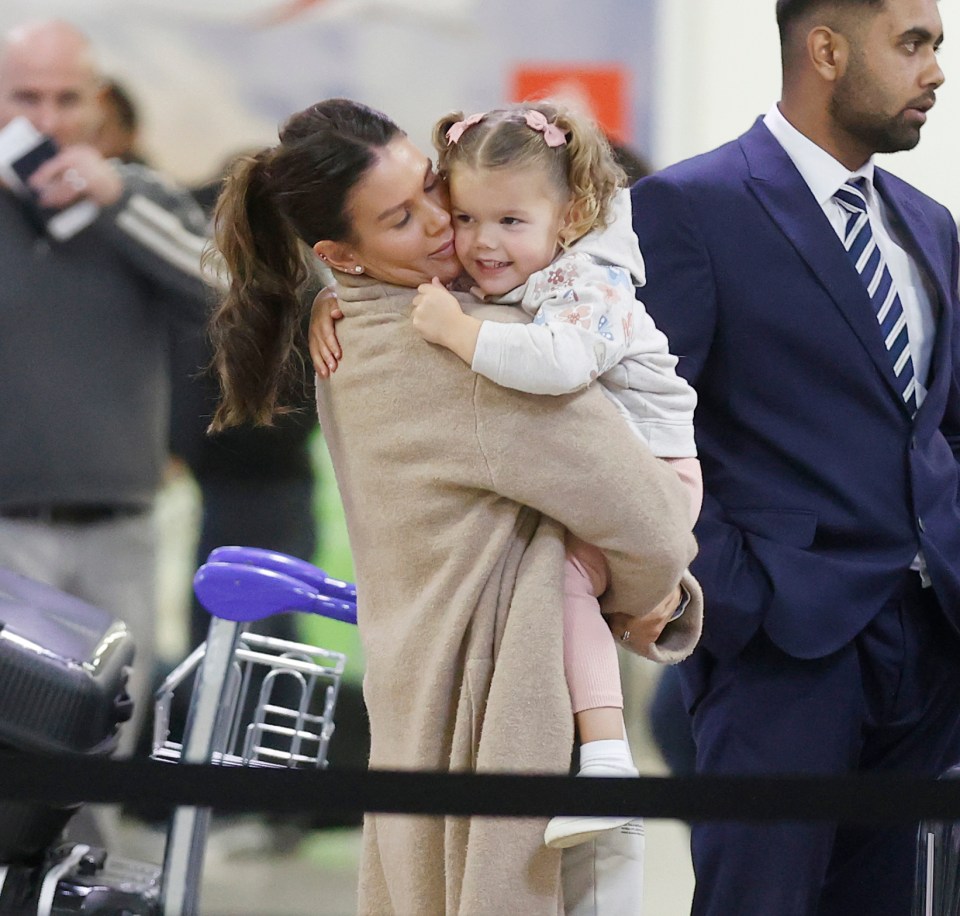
511,66,629,143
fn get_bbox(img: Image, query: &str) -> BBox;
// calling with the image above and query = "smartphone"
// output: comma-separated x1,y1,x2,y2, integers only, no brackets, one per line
0,116,99,240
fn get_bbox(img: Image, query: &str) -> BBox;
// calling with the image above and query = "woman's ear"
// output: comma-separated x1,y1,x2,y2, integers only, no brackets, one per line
313,240,358,274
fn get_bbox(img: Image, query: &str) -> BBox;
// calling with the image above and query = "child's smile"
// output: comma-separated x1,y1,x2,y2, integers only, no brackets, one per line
449,165,571,297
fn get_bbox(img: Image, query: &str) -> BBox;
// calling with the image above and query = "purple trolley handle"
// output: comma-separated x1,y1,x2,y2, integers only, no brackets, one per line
206,545,357,603
193,561,357,626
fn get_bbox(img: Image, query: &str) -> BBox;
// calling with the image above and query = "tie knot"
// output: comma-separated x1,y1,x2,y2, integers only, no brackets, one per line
835,178,868,213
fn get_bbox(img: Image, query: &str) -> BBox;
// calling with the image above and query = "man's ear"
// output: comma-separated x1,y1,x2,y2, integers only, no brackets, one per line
808,26,847,82
313,240,358,274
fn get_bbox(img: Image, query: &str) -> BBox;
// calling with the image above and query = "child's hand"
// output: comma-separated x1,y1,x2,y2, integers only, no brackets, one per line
310,287,343,378
411,278,483,366
411,277,464,346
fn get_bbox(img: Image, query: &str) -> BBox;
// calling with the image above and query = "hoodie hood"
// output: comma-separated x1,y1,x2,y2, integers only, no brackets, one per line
573,188,646,287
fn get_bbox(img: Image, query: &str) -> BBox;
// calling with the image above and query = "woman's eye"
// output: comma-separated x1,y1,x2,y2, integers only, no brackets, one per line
394,211,411,228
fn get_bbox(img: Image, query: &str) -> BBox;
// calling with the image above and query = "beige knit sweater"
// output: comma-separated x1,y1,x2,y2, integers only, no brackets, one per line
315,273,702,915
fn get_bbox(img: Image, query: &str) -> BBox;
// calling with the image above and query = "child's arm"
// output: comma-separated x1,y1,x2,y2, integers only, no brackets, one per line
411,277,482,365
471,257,637,395
310,287,343,378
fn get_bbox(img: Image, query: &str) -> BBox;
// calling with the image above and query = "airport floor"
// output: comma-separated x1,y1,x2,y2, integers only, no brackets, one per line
114,765,695,915
137,466,696,915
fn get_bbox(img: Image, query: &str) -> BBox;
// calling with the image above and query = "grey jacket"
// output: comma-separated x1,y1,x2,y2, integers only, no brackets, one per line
0,162,211,510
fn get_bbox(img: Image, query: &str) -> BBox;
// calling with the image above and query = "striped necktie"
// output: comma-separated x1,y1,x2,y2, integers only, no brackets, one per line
834,178,917,415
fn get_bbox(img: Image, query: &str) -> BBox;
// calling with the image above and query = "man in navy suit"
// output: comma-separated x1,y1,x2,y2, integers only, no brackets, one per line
631,0,960,912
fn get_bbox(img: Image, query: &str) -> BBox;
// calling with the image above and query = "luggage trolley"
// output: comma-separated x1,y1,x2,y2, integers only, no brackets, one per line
0,549,357,915
155,546,358,916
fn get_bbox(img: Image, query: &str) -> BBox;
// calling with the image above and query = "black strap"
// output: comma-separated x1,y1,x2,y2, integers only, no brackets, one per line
2,752,960,823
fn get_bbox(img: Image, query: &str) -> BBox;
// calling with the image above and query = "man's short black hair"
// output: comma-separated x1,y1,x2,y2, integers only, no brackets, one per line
775,0,885,44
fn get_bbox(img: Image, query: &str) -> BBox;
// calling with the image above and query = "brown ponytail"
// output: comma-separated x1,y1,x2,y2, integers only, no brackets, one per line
206,98,403,430
207,149,308,430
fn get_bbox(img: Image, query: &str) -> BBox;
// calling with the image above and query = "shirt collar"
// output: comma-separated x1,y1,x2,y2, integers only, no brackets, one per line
763,102,875,204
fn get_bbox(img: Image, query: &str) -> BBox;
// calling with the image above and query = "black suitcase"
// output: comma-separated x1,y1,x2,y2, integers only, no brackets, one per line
0,569,136,878
0,842,160,914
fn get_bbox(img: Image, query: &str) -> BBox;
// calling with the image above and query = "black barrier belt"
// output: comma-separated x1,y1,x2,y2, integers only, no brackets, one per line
3,753,960,823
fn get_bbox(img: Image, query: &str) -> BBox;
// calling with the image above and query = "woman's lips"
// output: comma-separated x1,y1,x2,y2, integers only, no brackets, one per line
431,238,456,258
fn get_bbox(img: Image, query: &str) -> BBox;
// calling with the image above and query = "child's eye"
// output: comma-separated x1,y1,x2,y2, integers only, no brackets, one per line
501,217,522,226
454,213,472,224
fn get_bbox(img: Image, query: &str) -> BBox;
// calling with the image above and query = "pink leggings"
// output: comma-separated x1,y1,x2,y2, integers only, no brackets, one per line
563,457,703,714
563,539,621,713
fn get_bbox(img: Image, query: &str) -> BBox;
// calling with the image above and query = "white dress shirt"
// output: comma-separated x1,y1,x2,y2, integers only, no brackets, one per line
763,103,938,405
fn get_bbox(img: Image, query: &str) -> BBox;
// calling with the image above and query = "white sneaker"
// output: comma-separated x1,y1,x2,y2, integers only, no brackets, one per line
562,819,645,915
544,813,638,849
544,758,639,849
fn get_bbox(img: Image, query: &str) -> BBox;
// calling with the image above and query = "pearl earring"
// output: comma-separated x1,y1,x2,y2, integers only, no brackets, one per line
354,265,364,274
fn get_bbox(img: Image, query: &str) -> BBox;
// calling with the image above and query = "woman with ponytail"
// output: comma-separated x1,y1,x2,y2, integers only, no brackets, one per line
207,97,700,915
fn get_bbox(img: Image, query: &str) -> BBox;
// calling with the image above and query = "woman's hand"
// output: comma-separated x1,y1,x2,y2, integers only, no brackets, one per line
310,287,343,378
608,583,683,651
411,277,482,365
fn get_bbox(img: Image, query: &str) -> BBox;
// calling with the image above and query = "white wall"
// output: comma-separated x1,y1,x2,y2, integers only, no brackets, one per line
650,0,960,216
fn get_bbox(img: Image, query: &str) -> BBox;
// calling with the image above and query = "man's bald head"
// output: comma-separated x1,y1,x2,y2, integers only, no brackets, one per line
0,20,105,147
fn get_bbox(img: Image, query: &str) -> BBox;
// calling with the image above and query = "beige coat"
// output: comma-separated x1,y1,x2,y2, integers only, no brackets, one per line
315,273,702,915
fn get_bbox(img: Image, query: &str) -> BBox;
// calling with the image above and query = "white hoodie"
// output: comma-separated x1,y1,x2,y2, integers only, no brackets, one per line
471,189,698,458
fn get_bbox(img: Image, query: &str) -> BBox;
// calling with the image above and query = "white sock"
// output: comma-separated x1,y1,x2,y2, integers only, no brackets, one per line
577,739,638,777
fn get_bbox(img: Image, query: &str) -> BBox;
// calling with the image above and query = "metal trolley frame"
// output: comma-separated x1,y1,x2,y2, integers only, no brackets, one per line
154,547,357,916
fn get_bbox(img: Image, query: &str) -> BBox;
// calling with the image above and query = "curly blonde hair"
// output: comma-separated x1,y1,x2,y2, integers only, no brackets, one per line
432,100,626,247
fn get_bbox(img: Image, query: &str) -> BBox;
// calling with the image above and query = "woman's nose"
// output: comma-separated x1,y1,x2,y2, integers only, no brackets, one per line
426,199,450,235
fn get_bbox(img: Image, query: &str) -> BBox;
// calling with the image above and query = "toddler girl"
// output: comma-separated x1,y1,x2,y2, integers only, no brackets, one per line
410,101,702,851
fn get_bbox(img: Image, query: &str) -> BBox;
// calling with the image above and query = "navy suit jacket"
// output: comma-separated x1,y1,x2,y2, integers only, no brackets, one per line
631,118,960,663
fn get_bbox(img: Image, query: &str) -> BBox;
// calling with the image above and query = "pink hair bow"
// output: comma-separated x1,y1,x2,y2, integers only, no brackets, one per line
445,112,485,145
524,110,567,147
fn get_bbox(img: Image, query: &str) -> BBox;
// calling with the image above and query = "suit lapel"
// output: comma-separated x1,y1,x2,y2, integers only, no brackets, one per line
874,171,943,292
873,169,954,420
738,121,911,412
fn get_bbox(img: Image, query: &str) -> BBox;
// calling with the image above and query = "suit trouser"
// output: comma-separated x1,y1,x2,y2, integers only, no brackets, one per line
686,574,960,916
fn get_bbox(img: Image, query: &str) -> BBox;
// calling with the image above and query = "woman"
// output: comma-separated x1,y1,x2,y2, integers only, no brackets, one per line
209,98,701,915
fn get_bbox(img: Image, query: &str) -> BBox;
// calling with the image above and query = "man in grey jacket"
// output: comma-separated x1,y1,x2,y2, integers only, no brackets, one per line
0,19,211,755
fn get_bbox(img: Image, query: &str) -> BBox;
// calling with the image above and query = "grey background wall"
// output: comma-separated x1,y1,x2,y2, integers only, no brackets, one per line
3,1,955,212
0,0,656,186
